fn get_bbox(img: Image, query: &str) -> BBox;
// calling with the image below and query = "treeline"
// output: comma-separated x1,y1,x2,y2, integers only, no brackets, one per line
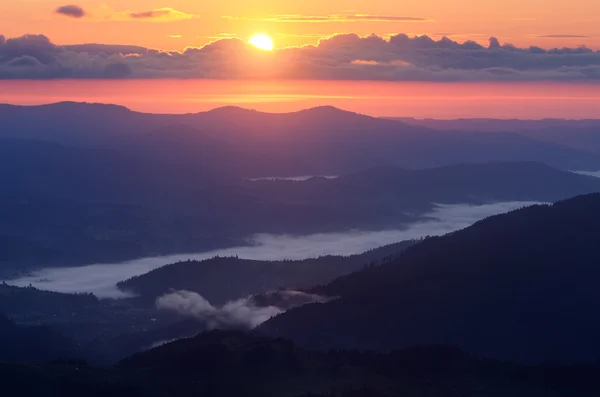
0,283,99,317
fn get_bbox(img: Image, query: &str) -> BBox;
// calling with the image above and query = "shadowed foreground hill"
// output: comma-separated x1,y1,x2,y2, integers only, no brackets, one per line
259,194,600,362
0,314,76,363
2,330,599,397
0,283,98,317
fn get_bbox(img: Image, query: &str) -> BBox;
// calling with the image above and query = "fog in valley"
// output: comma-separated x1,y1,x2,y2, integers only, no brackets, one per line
9,201,541,298
246,175,339,181
573,170,600,178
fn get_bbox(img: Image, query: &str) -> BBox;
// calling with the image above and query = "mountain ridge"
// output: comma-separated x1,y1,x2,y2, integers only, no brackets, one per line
258,193,600,362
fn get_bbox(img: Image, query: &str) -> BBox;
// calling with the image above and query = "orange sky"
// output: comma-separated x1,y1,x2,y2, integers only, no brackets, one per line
2,2,600,119
2,80,599,119
2,0,600,50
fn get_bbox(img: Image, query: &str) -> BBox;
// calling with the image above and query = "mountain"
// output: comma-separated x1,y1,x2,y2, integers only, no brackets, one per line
320,161,600,203
258,194,600,363
2,102,600,174
3,154,600,270
0,314,76,363
393,117,600,153
117,241,417,305
0,283,98,317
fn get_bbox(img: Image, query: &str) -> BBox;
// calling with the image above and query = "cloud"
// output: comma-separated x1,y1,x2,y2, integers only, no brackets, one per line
539,34,590,39
74,6,199,22
0,34,60,64
155,290,329,329
7,201,538,298
1,32,600,81
64,43,148,55
572,170,600,178
223,14,430,23
123,8,198,22
55,5,86,18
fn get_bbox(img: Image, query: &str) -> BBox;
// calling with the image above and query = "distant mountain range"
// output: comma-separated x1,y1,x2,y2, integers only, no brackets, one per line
258,194,600,363
392,117,600,153
2,102,600,175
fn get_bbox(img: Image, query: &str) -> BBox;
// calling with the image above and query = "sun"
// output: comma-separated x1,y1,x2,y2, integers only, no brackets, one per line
249,33,274,51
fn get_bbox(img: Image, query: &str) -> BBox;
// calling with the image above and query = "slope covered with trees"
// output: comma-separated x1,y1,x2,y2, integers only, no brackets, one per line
118,241,416,305
1,330,599,397
0,314,77,363
259,194,600,362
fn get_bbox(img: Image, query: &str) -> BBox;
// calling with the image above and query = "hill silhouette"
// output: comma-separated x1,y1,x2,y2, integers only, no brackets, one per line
0,314,77,363
2,102,600,173
259,194,600,362
394,117,600,153
0,283,98,317
117,240,416,305
3,330,598,397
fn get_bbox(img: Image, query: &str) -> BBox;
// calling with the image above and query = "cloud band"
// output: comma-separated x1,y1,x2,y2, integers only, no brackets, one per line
0,33,599,81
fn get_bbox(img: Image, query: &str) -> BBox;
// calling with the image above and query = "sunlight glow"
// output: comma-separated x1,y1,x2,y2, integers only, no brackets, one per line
249,33,274,51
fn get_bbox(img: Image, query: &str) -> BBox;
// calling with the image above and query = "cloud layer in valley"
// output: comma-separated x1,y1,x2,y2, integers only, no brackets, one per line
1,32,600,80
7,201,541,298
156,290,328,329
573,170,600,178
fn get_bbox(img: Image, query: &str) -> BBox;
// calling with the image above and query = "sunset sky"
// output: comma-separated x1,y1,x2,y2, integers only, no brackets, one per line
3,0,599,50
1,1,600,117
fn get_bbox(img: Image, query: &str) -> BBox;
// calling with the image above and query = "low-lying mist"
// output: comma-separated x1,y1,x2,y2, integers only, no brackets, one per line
8,201,541,298
246,175,339,181
573,170,600,178
156,290,329,330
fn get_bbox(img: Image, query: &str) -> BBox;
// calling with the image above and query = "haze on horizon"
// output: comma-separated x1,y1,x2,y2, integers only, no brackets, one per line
2,80,600,119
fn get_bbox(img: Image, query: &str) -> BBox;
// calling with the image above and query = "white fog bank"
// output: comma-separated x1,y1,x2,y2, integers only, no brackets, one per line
246,175,339,181
8,201,541,298
573,170,600,178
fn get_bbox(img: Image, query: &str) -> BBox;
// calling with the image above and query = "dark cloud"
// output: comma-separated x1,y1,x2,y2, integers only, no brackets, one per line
55,5,86,18
64,44,148,55
6,56,43,67
0,35,60,64
1,32,600,81
489,37,501,49
103,63,133,78
539,34,590,39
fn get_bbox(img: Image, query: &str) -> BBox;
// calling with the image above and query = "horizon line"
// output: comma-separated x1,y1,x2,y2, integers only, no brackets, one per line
2,100,600,121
